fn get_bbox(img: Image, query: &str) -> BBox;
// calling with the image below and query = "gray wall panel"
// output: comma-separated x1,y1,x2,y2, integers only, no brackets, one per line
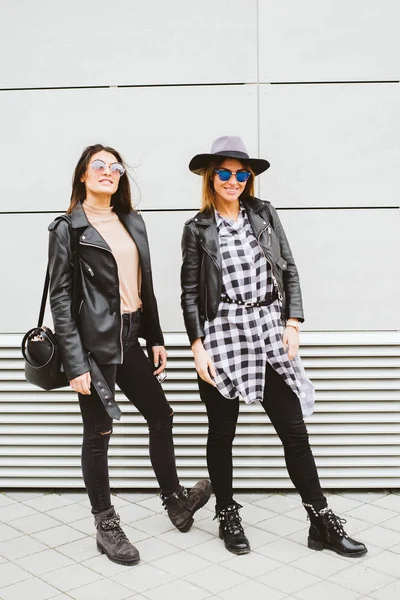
0,0,257,88
258,83,400,208
3,209,398,333
259,0,400,82
279,209,400,331
0,213,56,334
0,85,258,211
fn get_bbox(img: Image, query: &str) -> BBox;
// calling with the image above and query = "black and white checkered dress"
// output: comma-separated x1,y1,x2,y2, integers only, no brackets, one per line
203,206,315,417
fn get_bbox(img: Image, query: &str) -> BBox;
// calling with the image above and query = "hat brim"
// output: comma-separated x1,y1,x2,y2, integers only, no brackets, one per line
189,151,270,176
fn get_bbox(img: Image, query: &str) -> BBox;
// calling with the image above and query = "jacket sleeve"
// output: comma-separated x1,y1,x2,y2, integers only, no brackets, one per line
180,224,204,344
139,218,165,350
269,204,305,322
48,225,90,381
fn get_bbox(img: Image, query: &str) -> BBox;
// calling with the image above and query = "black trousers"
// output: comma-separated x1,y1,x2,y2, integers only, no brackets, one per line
198,362,327,512
78,311,179,514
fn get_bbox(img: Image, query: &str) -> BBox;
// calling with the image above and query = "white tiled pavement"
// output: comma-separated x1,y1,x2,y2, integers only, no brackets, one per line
0,489,399,600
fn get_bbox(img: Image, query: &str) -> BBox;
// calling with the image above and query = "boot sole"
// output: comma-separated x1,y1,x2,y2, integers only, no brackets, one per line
308,536,367,558
176,516,194,533
219,530,251,555
97,541,140,565
176,481,213,533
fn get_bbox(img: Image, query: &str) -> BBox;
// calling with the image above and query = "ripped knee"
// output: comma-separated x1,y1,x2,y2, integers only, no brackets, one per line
147,412,173,435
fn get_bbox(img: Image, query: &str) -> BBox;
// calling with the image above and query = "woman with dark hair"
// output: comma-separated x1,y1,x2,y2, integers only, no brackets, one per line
48,144,211,566
180,136,367,557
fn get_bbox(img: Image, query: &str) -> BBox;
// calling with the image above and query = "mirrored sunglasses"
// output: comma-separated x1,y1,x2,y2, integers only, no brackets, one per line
214,168,251,183
90,159,125,177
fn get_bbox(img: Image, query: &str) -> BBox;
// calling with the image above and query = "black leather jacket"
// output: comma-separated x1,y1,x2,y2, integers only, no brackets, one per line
180,196,304,344
48,202,164,381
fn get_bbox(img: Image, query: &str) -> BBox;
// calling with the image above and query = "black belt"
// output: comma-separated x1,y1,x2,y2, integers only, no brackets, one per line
220,292,277,308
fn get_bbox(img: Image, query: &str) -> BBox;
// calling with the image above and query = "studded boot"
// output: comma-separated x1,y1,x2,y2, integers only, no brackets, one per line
216,502,250,555
161,480,212,532
95,507,140,566
304,503,367,558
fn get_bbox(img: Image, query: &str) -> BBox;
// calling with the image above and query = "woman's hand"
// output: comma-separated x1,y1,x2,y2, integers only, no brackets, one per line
152,346,167,375
191,339,217,386
282,326,300,360
70,371,91,395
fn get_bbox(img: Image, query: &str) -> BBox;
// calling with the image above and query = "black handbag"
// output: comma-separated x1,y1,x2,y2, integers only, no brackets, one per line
21,216,78,391
21,268,69,390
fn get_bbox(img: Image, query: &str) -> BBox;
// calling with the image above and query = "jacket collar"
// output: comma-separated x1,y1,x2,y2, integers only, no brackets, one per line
70,201,90,229
70,202,150,269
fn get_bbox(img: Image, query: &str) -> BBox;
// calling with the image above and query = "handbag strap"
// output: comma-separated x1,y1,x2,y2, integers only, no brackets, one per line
37,216,79,327
37,268,51,327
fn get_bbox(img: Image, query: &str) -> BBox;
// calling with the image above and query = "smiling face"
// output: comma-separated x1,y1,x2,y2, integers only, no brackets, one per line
212,158,248,207
81,150,121,198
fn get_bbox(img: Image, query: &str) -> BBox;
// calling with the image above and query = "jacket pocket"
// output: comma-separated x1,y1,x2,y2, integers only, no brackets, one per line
79,258,94,277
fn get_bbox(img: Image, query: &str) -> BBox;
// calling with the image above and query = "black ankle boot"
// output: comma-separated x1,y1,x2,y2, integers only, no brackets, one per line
216,502,250,555
304,504,367,558
94,507,140,566
161,480,212,533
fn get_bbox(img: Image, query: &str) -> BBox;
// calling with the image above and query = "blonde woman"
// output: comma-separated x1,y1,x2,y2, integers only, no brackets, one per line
180,136,367,557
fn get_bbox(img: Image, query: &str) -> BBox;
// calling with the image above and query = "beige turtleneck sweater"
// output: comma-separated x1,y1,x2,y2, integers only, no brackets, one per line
82,201,142,313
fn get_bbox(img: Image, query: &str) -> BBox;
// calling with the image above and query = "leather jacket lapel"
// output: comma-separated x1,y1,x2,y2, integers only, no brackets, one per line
196,198,272,269
118,211,151,273
199,218,222,272
244,200,273,257
70,201,112,252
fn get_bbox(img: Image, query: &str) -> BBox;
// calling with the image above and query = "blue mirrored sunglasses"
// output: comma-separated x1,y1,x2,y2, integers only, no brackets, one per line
214,168,251,183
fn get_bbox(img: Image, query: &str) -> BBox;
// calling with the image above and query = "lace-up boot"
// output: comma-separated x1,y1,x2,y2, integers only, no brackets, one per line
216,502,250,555
304,504,367,557
161,480,212,532
95,507,140,565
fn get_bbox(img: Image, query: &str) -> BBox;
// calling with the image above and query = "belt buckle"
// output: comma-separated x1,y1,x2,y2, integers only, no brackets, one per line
244,301,254,308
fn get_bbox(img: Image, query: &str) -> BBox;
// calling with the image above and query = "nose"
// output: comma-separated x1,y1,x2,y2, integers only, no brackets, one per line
227,173,237,183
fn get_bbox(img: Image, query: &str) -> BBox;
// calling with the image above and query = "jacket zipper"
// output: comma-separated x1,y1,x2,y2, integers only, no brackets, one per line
201,243,220,319
257,225,283,301
80,241,124,363
201,243,220,273
204,283,209,321
267,225,272,247
79,258,94,277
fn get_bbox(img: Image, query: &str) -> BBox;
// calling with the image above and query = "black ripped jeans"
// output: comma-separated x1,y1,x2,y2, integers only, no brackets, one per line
198,362,327,512
78,310,179,514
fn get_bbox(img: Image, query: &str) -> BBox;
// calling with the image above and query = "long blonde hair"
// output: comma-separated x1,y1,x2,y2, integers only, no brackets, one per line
200,159,255,212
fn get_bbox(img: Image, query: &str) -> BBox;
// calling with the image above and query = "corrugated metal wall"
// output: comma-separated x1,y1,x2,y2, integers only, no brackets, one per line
1,333,399,488
0,0,399,488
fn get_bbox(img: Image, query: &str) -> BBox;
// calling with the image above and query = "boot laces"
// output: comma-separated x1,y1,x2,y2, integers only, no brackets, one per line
324,509,347,538
100,515,128,543
215,503,244,534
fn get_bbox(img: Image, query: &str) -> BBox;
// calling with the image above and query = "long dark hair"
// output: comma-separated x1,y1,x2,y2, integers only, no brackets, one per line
66,144,133,214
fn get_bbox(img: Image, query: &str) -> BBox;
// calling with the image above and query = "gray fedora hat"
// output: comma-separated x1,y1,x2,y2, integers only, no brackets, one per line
189,135,270,176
